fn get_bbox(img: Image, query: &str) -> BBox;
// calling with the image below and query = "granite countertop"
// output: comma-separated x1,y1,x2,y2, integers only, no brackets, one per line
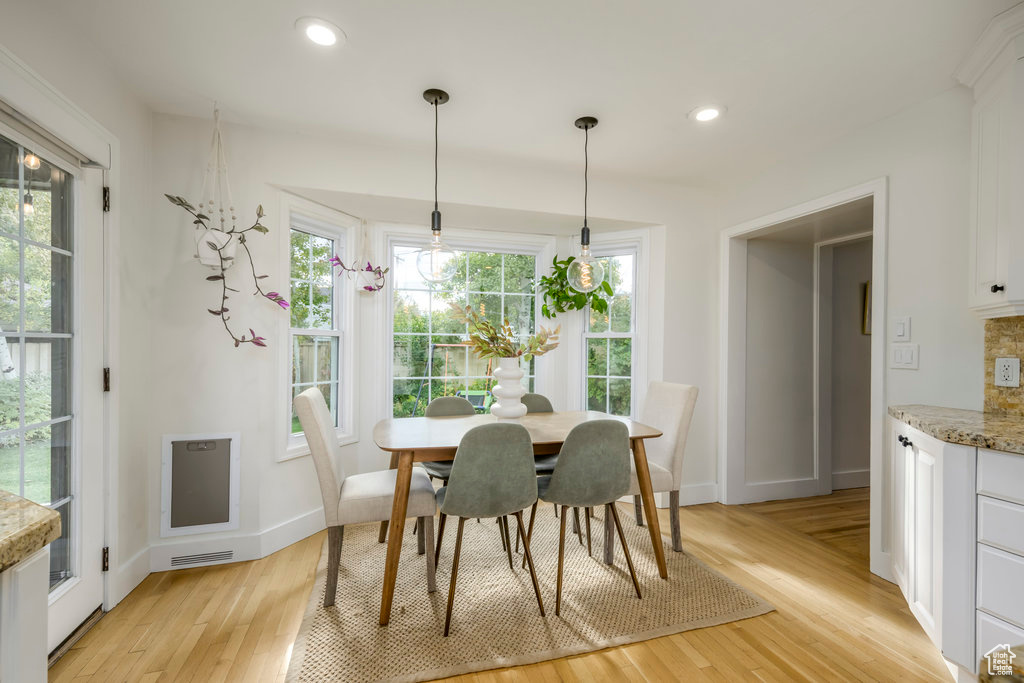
0,491,61,572
889,405,1024,455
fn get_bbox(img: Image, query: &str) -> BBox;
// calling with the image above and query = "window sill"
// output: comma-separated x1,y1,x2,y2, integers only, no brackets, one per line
279,431,358,463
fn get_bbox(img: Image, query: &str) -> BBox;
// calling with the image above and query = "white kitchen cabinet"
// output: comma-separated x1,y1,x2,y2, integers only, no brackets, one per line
958,9,1024,318
0,547,50,682
888,418,976,671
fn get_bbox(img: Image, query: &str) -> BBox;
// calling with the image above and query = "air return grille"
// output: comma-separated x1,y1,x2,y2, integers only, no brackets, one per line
170,551,234,567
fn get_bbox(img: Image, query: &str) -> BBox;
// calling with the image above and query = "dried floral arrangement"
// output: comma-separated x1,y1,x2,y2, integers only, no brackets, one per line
449,302,560,360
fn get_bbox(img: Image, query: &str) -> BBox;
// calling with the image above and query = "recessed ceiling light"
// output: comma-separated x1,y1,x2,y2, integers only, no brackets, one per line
295,17,345,47
689,105,726,122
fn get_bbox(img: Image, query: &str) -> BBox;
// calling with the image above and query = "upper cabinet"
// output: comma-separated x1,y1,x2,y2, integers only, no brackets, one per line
958,6,1024,318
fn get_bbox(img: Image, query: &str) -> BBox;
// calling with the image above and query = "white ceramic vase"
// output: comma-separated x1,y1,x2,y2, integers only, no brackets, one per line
490,357,527,419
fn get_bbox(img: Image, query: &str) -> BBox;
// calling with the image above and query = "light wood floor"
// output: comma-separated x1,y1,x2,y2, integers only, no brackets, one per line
50,488,948,682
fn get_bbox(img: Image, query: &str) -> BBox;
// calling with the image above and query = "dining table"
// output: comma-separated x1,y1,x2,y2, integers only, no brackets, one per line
371,409,665,626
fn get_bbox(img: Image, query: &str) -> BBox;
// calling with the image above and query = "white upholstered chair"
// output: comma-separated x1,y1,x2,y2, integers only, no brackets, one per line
294,388,438,607
627,382,698,552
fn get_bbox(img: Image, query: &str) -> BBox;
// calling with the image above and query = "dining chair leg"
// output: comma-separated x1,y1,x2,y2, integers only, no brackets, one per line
633,495,644,527
514,511,544,616
669,489,682,552
501,516,515,570
556,509,567,616
417,517,426,555
435,512,447,566
497,517,507,552
603,505,615,565
323,525,344,607
573,507,584,546
443,517,467,637
609,504,642,600
522,500,537,569
421,515,437,593
588,506,595,519
413,518,418,536
584,509,592,556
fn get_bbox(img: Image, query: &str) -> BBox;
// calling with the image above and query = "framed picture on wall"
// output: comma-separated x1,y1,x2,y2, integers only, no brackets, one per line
861,280,872,335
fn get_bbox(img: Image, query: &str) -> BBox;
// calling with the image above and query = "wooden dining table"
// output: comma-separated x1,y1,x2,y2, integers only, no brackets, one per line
371,410,665,626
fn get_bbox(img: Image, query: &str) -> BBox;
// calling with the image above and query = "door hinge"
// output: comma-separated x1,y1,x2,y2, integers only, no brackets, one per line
102,547,109,572
103,367,110,392
102,186,110,212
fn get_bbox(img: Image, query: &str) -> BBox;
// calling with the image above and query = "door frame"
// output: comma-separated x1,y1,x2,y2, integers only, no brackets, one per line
717,177,891,580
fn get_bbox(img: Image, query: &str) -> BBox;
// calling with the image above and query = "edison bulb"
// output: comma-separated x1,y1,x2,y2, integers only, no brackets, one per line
23,153,41,170
416,232,458,283
567,246,604,293
22,191,34,217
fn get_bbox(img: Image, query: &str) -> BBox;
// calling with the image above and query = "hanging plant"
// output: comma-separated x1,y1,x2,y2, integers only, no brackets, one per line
535,254,613,319
330,257,389,293
165,195,288,347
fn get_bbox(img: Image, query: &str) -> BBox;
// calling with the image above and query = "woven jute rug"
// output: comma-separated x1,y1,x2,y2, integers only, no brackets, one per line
286,506,772,682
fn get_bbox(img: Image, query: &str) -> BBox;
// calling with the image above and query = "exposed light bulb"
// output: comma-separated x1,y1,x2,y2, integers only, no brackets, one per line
23,153,40,170
22,191,34,217
416,231,458,283
567,244,605,293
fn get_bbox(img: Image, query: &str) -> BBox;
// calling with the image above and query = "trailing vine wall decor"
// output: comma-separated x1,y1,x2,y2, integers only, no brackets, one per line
536,254,613,319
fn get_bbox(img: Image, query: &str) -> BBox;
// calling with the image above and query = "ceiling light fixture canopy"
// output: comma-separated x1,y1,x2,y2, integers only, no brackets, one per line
415,88,458,284
688,105,725,122
295,17,346,47
567,116,604,294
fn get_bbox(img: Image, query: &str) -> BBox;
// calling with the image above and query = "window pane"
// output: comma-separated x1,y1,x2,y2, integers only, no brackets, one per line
290,386,302,435
23,420,70,505
317,382,338,426
0,431,19,496
393,290,428,333
290,230,311,280
290,281,311,328
431,337,468,378
608,379,631,417
292,335,337,385
467,252,502,292
392,246,428,289
503,294,534,333
610,293,632,333
0,338,19,432
393,379,426,417
309,235,333,285
0,236,18,330
588,306,609,333
431,378,465,401
467,293,501,328
503,253,535,294
431,293,465,334
24,163,72,251
587,377,607,412
587,338,608,376
309,282,333,329
608,338,632,377
24,245,72,334
0,186,17,235
393,335,428,377
49,499,71,590
22,338,71,423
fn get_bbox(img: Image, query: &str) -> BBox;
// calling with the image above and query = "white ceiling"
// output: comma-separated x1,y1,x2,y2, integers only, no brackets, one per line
754,196,873,244
60,0,1019,185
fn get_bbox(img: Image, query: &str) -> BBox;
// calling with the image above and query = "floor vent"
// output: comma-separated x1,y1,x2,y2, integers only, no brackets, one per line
170,550,233,567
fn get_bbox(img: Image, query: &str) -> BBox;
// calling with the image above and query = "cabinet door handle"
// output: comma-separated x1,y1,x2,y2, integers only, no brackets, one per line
991,284,1005,293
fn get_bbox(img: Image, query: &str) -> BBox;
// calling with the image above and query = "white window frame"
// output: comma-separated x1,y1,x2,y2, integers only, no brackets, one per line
278,193,357,461
573,229,650,419
381,224,556,418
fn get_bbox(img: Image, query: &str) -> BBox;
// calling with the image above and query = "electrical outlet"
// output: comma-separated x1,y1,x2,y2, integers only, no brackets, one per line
995,357,1021,388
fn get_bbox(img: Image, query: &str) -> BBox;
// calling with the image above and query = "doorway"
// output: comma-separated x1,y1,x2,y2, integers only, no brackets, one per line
719,179,890,578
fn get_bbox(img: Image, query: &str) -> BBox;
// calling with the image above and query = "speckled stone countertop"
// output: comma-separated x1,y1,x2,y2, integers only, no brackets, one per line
889,405,1024,455
0,491,61,572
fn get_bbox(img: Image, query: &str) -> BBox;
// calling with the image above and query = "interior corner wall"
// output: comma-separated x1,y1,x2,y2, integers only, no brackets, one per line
0,7,155,602
719,86,984,414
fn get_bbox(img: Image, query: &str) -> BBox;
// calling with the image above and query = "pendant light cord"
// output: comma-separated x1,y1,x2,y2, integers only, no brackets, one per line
583,126,589,228
434,101,439,212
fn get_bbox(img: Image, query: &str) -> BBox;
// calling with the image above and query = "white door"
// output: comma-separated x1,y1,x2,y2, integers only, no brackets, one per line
0,129,105,651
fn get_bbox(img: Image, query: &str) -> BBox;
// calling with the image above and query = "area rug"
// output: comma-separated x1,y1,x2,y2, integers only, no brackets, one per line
286,506,772,682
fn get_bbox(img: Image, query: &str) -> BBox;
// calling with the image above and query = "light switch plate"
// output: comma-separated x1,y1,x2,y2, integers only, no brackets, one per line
893,316,911,342
995,357,1020,387
890,343,919,369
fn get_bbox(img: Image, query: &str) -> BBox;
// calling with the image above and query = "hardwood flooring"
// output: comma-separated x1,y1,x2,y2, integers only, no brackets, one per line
50,488,948,682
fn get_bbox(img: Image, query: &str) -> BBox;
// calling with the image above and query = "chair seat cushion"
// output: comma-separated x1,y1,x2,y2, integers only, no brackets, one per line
421,461,453,480
336,468,437,526
628,460,673,495
534,454,558,474
536,475,552,500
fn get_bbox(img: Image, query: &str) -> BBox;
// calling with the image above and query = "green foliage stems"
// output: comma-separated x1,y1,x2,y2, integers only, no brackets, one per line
536,255,613,319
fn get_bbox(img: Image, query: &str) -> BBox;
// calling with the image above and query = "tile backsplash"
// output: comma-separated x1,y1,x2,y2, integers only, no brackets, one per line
985,315,1024,415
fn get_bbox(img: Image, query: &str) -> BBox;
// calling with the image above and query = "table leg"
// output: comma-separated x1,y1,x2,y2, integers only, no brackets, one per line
632,438,668,579
379,450,413,625
378,452,399,543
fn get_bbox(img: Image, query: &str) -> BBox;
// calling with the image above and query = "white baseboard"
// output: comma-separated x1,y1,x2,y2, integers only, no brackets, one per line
260,509,325,557
871,549,894,583
832,468,869,490
106,545,150,609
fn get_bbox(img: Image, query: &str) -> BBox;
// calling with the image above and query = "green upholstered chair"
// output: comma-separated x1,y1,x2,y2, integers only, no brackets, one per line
434,423,545,635
420,396,476,483
530,419,641,615
521,392,554,413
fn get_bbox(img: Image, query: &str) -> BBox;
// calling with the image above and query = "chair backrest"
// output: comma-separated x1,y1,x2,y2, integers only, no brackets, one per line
542,420,630,507
425,396,476,417
441,423,537,518
294,388,343,527
521,392,554,413
639,382,698,490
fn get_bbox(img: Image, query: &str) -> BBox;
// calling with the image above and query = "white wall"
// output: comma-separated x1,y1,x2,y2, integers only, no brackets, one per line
721,86,984,413
744,239,815,483
830,238,872,483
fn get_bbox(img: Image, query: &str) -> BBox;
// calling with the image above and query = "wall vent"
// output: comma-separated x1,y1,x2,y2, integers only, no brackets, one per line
170,550,234,567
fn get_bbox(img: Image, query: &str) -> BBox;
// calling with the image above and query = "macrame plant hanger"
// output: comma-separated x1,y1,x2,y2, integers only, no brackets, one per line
194,106,238,269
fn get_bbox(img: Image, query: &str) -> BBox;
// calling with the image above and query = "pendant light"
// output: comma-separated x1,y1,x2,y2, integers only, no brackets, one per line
22,150,35,217
567,116,604,293
415,89,458,284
